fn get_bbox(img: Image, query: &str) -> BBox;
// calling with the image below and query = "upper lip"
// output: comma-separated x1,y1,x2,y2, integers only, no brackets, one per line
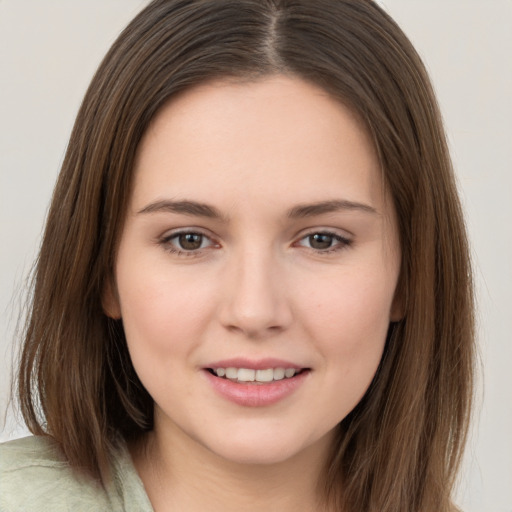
204,358,307,370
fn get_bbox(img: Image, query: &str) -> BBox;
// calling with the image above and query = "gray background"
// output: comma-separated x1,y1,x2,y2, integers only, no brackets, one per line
1,1,511,511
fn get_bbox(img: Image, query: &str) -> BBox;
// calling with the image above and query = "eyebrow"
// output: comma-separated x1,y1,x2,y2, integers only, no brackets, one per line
287,199,378,218
137,200,227,220
137,198,377,220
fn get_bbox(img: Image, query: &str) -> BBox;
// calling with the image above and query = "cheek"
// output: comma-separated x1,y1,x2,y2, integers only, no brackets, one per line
299,267,395,365
116,268,216,362
286,267,396,434
116,270,219,405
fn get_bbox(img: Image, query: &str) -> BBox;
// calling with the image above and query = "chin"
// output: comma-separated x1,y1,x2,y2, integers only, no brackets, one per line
197,427,331,467
212,444,304,466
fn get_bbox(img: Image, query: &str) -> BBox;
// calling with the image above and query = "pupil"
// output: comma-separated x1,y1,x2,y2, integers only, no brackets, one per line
310,233,333,250
179,233,202,250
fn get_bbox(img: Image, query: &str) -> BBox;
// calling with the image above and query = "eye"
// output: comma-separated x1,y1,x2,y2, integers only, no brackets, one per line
175,233,207,251
160,230,217,255
296,231,352,252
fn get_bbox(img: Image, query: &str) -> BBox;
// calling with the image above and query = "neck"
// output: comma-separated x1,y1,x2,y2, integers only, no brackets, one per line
131,421,334,512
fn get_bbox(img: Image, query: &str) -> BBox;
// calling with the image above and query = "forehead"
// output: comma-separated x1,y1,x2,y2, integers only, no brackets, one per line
131,75,386,216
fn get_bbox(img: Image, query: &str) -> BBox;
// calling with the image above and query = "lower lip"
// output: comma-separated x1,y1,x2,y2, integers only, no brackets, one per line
203,370,309,407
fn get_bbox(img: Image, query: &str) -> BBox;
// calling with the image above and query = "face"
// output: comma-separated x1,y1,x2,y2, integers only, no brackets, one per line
105,76,401,466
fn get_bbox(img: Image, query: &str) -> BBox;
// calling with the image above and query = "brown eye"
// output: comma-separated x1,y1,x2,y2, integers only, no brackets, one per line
296,231,352,253
160,230,217,256
178,233,204,250
308,233,334,250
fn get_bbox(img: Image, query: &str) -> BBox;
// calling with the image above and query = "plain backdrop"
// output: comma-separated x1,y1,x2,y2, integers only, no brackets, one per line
1,2,511,511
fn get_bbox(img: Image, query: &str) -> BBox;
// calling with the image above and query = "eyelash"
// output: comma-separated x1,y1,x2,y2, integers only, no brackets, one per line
159,230,217,258
158,229,353,257
295,231,353,254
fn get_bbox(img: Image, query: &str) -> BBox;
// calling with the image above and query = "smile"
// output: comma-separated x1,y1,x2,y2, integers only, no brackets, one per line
209,367,302,383
203,362,310,406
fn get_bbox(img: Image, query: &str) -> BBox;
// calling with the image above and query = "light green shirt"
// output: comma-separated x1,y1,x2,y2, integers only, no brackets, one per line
0,435,154,511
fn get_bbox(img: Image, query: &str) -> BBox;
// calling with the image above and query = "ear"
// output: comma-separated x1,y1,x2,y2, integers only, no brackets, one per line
390,295,404,322
389,274,405,322
102,276,121,319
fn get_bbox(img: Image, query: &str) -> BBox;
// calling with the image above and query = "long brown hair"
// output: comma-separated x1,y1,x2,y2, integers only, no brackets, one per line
16,1,474,510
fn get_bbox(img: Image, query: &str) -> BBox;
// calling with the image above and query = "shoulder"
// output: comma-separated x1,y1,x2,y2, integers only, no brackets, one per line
0,436,113,511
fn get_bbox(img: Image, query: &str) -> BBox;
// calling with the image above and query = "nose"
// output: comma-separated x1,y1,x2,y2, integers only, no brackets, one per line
218,248,293,339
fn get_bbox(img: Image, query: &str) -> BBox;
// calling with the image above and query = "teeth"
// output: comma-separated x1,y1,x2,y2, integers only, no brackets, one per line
284,368,296,378
237,368,255,382
225,367,238,379
255,369,273,382
273,368,285,380
212,367,299,382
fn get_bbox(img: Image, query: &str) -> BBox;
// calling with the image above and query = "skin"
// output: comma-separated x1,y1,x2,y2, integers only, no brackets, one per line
104,75,402,511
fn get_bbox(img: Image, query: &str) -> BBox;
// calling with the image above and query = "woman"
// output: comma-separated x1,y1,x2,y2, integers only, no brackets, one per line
0,1,474,511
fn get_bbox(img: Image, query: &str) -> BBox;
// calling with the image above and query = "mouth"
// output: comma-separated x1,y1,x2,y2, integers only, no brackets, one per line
206,367,310,384
203,361,310,406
